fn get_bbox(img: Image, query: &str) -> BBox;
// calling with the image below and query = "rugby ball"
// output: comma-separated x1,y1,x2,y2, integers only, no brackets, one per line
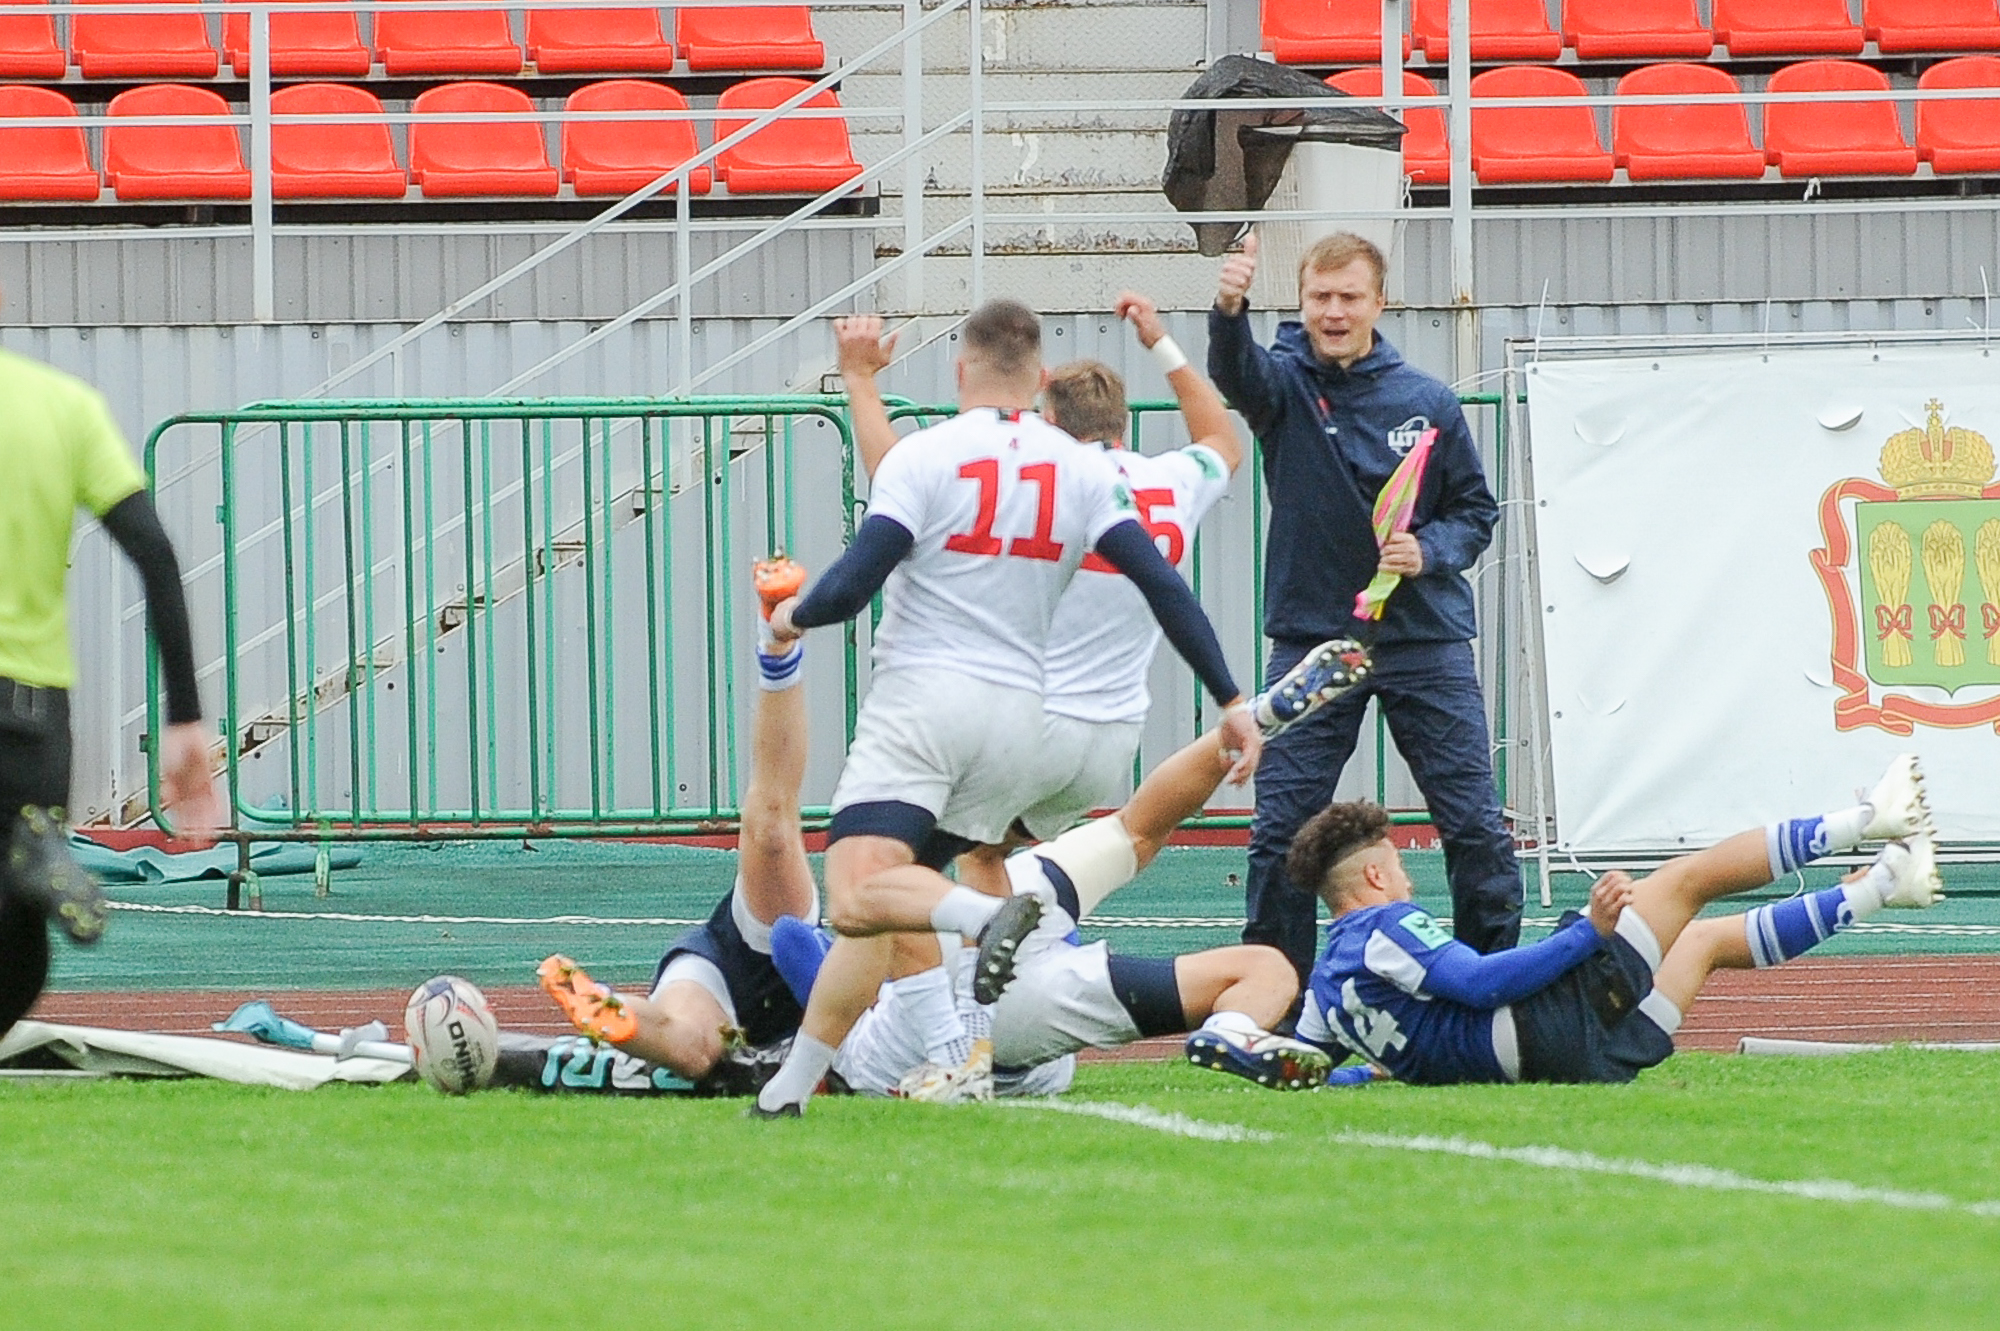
404,975,499,1094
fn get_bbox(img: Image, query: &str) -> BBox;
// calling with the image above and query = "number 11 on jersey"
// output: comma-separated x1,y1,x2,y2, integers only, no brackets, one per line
944,458,1064,562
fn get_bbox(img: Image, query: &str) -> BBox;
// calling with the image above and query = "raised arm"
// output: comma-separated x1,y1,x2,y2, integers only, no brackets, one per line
1205,233,1288,443
835,314,902,480
1115,290,1242,475
1091,521,1261,783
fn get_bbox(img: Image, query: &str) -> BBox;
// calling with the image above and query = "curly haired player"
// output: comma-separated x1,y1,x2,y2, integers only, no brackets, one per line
1290,757,1942,1085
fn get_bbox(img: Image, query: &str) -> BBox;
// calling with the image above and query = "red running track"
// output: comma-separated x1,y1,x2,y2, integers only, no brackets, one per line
27,955,2000,1061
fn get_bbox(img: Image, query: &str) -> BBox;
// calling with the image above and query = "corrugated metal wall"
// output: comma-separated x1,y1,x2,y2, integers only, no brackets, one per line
10,292,1992,824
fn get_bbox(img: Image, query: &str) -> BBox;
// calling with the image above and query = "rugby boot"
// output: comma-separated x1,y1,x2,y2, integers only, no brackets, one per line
753,554,807,620
536,954,639,1044
971,893,1042,1005
1877,835,1945,909
1862,754,1934,840
895,1038,995,1104
6,805,108,945
1251,639,1371,739
1185,1023,1333,1091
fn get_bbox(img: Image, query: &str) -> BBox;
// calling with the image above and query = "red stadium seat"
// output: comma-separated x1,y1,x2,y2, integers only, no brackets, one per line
223,3,371,78
1563,0,1713,60
374,3,523,76
1468,66,1614,183
1864,0,2000,55
71,0,220,79
1262,0,1411,65
105,84,251,200
676,6,823,72
1613,64,1766,180
527,8,676,74
714,77,862,194
409,82,559,197
0,0,68,78
1412,0,1563,62
1327,68,1449,183
0,88,100,201
270,83,407,199
562,80,711,195
1916,56,2000,175
1711,0,1864,57
1763,60,1919,177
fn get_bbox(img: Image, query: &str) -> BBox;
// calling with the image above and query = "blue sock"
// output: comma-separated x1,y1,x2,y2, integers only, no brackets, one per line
1742,868,1889,968
1764,803,1871,878
769,913,831,1005
756,642,803,692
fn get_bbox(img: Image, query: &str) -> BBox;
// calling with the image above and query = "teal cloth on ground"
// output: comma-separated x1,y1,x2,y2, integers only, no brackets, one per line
71,834,363,885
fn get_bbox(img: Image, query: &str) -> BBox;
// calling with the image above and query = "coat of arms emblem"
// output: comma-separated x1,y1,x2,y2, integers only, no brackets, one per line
1812,399,2000,733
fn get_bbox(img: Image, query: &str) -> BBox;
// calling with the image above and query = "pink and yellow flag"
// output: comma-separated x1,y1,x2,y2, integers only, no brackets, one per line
1353,428,1437,621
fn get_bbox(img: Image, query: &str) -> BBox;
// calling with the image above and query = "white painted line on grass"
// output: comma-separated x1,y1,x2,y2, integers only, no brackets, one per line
1334,1131,2000,1217
998,1099,1275,1143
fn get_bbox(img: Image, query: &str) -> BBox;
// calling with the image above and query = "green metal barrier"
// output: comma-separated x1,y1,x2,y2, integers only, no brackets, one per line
145,390,1511,858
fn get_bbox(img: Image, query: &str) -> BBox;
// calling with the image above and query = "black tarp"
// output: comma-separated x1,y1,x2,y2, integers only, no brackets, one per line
1162,54,1407,256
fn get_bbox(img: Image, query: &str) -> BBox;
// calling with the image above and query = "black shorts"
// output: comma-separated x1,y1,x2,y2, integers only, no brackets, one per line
652,888,803,1049
0,678,70,1039
1515,922,1674,1085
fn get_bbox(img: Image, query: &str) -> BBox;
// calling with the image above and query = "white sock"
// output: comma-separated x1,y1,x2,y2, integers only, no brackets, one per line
1199,1009,1264,1040
755,1031,836,1112
893,967,971,1067
1843,858,1897,916
929,886,1004,939
756,637,803,692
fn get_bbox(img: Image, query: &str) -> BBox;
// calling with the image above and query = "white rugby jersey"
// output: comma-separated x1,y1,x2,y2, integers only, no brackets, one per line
1041,443,1232,724
864,407,1137,690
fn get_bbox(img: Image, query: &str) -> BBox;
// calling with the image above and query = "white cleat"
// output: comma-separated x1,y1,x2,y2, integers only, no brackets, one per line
1862,753,1934,841
1877,835,1945,909
895,1039,995,1104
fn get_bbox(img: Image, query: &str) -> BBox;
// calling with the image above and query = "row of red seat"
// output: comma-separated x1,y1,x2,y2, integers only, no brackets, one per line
1267,0,2000,65
1343,57,2000,183
0,2,821,79
1,75,862,201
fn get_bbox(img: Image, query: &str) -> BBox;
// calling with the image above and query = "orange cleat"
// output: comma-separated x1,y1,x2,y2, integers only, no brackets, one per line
753,553,807,621
537,954,638,1044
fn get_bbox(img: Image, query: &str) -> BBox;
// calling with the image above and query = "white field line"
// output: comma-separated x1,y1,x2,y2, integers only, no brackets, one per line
996,1098,1275,1143
1334,1131,2000,1218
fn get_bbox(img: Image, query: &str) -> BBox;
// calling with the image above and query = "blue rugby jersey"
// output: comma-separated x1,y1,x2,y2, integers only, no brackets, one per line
1300,902,1604,1085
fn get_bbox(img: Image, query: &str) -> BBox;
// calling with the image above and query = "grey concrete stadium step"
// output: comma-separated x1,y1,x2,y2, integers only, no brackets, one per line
815,1,1207,78
849,125,1170,193
866,251,1223,315
838,69,1192,134
869,189,1193,252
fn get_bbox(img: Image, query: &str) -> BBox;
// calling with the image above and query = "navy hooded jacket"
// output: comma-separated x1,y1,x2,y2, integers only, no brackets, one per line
1207,307,1497,646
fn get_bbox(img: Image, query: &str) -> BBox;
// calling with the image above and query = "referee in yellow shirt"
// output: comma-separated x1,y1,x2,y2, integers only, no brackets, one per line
2,340,219,1040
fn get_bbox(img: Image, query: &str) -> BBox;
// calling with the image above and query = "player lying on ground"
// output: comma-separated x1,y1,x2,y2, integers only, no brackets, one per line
540,558,1364,1096
830,709,1368,1101
1288,757,1943,1085
751,301,1264,1117
536,556,818,1085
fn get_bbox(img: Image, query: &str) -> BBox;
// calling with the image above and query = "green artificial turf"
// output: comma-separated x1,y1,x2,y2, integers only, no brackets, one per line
54,842,2000,993
3,1053,1996,1328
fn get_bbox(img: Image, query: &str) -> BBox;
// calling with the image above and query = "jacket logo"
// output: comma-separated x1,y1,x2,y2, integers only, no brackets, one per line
1812,399,2000,733
1386,416,1431,457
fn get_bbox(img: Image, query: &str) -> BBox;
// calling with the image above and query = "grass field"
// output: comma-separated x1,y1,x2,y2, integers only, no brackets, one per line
5,1052,1997,1329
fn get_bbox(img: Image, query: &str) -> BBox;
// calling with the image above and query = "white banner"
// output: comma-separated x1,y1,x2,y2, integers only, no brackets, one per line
1526,344,2000,852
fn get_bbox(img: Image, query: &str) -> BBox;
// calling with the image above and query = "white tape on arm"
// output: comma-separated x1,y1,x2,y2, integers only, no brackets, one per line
1150,336,1189,377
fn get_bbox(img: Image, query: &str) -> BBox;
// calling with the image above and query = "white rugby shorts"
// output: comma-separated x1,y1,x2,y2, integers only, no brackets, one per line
990,940,1143,1070
1012,713,1145,842
830,666,1047,845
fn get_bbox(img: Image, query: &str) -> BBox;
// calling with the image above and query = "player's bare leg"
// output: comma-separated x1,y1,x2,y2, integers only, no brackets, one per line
1175,944,1332,1090
544,557,817,1081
